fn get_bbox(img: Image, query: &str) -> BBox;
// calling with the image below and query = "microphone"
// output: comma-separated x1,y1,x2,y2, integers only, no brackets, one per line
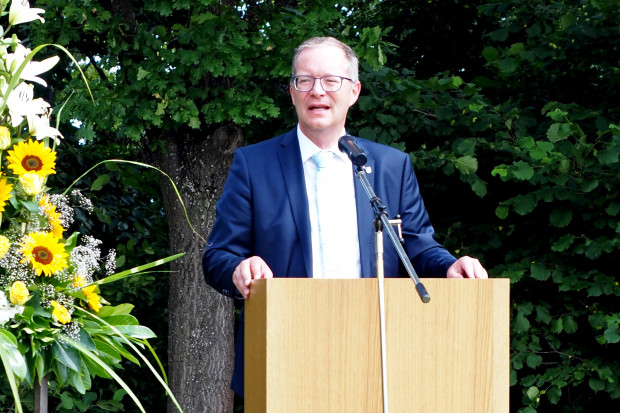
338,135,368,166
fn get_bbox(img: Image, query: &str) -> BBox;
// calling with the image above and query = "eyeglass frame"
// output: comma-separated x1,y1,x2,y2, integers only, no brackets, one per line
290,75,354,92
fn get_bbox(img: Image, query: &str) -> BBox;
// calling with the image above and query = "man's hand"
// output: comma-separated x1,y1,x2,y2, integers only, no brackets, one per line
446,256,488,279
233,256,274,299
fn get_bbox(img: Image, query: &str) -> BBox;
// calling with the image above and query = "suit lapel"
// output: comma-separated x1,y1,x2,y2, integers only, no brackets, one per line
354,156,376,278
277,130,313,277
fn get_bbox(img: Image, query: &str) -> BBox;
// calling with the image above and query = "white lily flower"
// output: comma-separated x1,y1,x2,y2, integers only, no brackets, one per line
5,82,50,127
4,44,59,87
9,0,45,26
27,110,64,144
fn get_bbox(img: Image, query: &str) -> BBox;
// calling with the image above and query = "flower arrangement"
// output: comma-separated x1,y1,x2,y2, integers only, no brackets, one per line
0,2,182,412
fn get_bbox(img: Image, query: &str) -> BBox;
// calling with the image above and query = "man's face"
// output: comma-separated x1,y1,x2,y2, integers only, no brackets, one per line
290,45,361,145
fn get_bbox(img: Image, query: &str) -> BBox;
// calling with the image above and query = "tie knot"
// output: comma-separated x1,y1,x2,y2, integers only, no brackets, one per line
312,151,335,169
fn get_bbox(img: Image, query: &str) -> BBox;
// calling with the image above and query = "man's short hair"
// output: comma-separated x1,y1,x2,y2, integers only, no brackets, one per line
292,37,359,82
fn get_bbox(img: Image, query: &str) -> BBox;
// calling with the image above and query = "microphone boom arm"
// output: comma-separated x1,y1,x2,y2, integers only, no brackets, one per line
355,165,431,303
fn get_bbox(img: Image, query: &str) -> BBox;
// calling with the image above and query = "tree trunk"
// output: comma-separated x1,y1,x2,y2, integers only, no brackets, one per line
157,127,241,413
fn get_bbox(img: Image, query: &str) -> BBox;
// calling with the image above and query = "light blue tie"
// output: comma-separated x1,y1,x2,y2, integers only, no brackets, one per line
312,151,337,277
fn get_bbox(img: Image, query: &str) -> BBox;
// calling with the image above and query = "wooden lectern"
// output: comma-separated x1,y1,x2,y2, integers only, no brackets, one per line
245,278,509,413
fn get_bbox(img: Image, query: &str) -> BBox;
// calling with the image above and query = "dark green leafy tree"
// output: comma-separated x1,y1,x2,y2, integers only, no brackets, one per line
347,1,620,412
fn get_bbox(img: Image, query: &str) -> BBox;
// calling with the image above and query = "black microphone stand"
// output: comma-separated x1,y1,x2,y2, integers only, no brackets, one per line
353,162,431,413
355,164,431,303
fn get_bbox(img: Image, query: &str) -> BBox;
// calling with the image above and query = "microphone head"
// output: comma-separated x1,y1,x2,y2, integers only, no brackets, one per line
338,135,368,166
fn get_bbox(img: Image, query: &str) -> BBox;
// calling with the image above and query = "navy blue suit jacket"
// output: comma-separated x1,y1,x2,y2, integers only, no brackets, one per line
202,128,456,396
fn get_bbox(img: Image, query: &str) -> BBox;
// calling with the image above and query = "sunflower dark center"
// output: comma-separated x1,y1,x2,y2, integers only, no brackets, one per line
22,155,43,171
33,246,53,265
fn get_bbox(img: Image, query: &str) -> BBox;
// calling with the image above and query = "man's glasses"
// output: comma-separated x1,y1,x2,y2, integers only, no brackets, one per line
291,75,353,92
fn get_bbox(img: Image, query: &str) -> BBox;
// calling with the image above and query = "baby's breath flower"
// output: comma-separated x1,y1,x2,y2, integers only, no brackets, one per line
71,244,101,279
61,320,81,340
47,193,74,228
71,190,93,213
104,249,117,275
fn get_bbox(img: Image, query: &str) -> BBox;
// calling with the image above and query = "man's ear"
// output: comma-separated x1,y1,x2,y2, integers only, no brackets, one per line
349,81,361,107
290,84,296,105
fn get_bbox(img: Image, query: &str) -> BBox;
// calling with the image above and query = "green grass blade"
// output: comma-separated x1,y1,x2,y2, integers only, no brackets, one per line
74,307,184,413
64,339,146,413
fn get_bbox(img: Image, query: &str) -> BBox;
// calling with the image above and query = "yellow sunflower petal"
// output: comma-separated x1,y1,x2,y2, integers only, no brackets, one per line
0,178,14,213
51,300,71,324
6,139,57,178
20,232,68,277
39,195,65,237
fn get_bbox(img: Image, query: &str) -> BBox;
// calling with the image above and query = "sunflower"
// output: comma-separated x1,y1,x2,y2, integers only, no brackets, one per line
0,235,10,258
20,232,68,277
6,139,56,178
50,300,71,324
0,177,13,212
39,195,65,238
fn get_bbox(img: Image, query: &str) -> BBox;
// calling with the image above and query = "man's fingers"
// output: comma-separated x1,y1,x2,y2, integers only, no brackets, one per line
233,256,274,299
447,256,488,279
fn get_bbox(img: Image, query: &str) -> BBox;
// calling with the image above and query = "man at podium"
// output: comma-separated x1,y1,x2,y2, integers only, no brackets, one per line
203,36,488,397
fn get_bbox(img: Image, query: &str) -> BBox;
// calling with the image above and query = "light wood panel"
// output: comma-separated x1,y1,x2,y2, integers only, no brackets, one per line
245,278,509,413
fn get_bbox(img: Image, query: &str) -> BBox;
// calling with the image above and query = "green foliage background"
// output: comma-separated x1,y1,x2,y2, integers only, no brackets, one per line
2,0,617,411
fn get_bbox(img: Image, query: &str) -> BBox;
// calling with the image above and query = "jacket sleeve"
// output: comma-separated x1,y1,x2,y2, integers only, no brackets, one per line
202,149,252,297
397,154,456,278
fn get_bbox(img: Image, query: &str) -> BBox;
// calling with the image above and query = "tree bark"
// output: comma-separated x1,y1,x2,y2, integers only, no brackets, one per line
157,126,241,413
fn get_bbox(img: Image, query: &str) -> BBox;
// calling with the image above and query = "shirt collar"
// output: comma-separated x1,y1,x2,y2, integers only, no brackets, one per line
297,124,350,164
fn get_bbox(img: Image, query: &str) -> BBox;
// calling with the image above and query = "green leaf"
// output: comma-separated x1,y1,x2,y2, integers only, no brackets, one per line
512,161,535,180
498,57,520,73
136,67,150,81
564,315,578,333
98,304,135,318
22,200,41,213
481,46,499,62
596,148,619,165
102,315,139,326
514,311,531,333
546,109,568,122
526,354,542,368
582,180,599,193
589,378,605,392
0,330,27,413
101,325,156,339
550,209,573,227
63,339,146,412
605,202,620,216
513,194,537,215
547,123,572,142
531,262,550,281
52,341,82,373
454,155,478,175
603,328,620,344
60,392,74,409
91,174,111,191
552,234,575,251
491,166,508,178
527,386,539,400
547,386,562,404
495,205,509,219
535,306,552,324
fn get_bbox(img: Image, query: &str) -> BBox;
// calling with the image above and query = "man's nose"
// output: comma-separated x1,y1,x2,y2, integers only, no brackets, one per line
309,78,325,95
